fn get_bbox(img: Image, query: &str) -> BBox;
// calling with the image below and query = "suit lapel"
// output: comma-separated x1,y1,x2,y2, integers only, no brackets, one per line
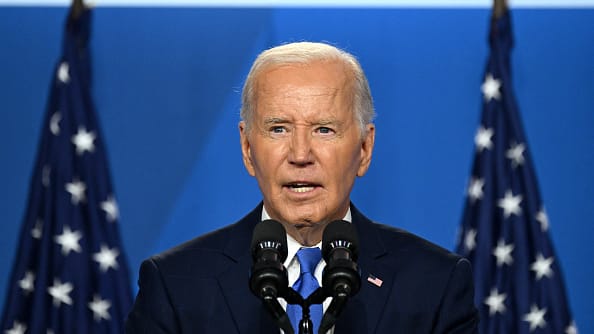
216,204,279,334
334,205,397,334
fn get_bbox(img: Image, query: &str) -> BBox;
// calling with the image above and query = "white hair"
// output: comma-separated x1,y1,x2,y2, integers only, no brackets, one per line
240,41,375,135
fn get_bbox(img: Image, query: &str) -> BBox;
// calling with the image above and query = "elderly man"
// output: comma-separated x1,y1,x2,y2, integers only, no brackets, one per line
126,42,479,333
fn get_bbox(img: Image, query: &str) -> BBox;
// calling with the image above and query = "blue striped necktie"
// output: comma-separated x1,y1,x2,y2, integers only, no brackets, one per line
287,247,323,333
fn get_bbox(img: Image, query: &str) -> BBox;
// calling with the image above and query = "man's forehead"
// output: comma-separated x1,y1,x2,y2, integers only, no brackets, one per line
255,61,351,89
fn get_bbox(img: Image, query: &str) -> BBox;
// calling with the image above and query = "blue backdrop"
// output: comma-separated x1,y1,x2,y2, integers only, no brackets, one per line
1,5,592,333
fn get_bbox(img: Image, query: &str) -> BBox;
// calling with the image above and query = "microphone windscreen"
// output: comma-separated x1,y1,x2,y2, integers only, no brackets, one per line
322,220,359,262
251,219,288,262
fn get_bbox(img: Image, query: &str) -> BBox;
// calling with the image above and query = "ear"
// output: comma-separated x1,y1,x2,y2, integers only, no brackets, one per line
357,123,375,177
239,121,256,176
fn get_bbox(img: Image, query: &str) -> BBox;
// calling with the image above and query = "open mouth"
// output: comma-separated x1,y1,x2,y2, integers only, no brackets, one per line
285,182,319,193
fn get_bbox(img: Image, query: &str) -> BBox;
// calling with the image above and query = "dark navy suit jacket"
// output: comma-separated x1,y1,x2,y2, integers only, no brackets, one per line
125,204,479,333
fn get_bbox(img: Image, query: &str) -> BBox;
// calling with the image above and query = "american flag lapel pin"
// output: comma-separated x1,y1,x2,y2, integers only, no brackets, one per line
367,274,383,287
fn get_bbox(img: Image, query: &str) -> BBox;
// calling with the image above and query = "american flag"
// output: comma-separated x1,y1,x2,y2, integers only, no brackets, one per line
366,274,383,288
1,7,132,334
455,8,577,334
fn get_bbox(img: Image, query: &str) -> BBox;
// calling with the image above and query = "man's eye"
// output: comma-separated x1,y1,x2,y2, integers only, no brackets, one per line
317,127,334,134
271,126,286,133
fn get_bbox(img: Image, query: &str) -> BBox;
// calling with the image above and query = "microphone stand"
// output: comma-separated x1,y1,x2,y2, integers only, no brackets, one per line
281,286,329,334
262,294,294,334
282,286,326,334
285,278,357,334
304,287,327,334
307,284,354,334
317,293,347,334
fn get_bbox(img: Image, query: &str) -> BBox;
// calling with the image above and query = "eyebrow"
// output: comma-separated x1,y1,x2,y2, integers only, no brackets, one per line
262,117,342,127
316,119,339,126
263,117,289,125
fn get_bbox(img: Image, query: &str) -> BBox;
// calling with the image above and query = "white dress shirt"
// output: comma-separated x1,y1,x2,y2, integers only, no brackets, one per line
262,207,352,334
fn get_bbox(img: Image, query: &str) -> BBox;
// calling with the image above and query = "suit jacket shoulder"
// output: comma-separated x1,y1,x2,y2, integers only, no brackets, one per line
125,204,280,334
367,220,463,272
149,209,255,278
342,205,478,333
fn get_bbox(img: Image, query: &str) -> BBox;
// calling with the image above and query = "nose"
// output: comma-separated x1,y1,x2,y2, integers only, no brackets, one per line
288,127,314,166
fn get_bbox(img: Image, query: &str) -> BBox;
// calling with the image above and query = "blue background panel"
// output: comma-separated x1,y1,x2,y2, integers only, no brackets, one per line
1,6,592,333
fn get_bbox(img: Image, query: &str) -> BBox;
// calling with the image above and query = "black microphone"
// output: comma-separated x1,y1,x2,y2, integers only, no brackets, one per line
249,219,294,334
319,220,361,334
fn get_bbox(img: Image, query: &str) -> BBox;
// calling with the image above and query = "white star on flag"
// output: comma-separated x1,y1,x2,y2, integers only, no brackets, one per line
54,225,82,255
101,195,119,223
93,244,120,272
474,126,494,152
57,62,70,83
493,239,514,266
531,253,554,280
565,321,578,334
506,142,526,167
71,126,96,155
88,295,112,321
464,228,477,252
31,219,43,239
50,111,61,136
481,73,501,101
18,271,35,294
523,304,547,332
5,320,27,334
467,177,485,202
497,190,523,218
65,179,86,205
48,279,73,307
484,288,507,316
536,208,549,232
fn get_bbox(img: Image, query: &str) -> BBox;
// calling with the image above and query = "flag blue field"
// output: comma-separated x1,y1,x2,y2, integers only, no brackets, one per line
456,9,576,334
1,7,132,333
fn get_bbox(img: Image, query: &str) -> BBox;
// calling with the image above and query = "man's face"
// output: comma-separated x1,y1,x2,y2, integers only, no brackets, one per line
239,60,375,245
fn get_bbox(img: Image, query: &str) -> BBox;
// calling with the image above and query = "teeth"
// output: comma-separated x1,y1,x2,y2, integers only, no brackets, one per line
289,185,315,193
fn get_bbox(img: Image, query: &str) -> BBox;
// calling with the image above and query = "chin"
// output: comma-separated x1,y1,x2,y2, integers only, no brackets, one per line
293,220,319,229
285,209,323,225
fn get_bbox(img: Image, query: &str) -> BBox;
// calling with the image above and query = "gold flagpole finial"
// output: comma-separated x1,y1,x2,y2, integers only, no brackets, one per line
69,0,85,20
493,0,508,19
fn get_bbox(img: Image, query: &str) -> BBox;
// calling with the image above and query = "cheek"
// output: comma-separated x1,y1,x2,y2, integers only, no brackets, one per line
320,147,359,181
337,144,363,169
251,144,286,177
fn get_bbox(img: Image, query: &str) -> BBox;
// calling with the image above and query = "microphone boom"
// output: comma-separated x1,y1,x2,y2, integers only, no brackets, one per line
319,220,361,334
249,220,294,334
